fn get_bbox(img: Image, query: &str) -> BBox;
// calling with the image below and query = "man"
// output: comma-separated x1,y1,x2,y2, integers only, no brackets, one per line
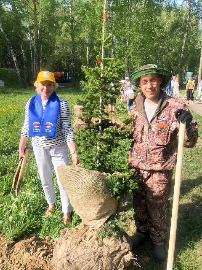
186,76,195,104
19,71,78,225
128,64,198,261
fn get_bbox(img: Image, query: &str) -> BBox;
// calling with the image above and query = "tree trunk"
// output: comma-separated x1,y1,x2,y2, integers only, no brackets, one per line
26,3,35,79
179,0,191,87
96,0,107,165
86,46,89,66
125,0,132,77
69,0,76,88
0,23,23,86
21,38,31,86
33,0,40,78
99,0,107,135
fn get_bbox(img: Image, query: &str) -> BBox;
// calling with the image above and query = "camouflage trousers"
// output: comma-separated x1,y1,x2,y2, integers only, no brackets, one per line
133,169,173,244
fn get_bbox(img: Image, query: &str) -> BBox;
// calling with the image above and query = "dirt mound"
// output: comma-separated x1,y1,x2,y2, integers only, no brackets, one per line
0,234,53,270
0,221,142,270
52,224,140,270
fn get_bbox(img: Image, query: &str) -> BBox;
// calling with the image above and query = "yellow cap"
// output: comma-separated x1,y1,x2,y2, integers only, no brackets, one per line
36,71,55,83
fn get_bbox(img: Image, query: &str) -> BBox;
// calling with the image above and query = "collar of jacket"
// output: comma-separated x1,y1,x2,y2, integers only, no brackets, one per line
134,90,169,119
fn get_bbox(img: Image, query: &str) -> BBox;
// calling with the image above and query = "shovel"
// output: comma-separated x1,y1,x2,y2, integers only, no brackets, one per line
166,122,186,270
12,148,29,196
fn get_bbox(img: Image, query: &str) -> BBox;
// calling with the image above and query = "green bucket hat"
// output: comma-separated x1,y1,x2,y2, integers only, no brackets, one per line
132,64,171,88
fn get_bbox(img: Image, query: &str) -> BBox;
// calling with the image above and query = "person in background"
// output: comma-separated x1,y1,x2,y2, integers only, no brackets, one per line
127,92,136,112
186,76,195,104
128,64,198,262
196,79,202,102
173,77,180,98
19,71,78,225
120,77,132,103
108,82,117,114
169,76,175,97
124,85,135,111
165,79,171,96
166,76,175,96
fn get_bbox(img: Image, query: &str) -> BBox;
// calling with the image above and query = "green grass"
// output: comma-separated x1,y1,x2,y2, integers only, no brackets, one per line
0,87,201,269
174,131,202,270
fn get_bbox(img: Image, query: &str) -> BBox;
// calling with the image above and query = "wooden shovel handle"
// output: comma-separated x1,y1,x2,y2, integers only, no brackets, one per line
167,122,186,270
12,158,23,189
15,148,29,196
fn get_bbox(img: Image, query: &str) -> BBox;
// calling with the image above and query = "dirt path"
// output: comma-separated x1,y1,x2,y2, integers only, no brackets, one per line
180,96,202,116
186,100,202,116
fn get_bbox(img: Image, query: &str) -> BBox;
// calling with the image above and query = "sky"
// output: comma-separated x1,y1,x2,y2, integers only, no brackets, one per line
173,0,185,5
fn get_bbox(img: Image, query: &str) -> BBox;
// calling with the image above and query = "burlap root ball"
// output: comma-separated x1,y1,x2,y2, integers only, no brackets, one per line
58,165,118,229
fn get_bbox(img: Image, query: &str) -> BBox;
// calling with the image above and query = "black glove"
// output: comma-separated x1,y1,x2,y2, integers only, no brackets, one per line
175,109,193,127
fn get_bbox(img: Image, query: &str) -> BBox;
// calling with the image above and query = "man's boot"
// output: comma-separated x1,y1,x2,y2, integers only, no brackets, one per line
132,231,148,250
152,242,166,262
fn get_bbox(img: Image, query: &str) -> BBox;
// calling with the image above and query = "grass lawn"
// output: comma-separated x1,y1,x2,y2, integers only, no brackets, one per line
0,86,201,269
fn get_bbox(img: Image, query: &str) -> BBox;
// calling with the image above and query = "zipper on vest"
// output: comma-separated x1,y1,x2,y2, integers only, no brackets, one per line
145,123,151,170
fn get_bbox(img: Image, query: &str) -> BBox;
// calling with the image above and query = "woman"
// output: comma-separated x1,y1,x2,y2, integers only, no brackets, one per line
173,77,180,98
19,71,78,225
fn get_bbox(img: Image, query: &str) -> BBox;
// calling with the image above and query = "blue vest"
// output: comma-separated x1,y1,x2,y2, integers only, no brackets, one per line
29,92,60,137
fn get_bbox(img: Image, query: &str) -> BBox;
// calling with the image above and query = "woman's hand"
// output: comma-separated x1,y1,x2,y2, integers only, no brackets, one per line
67,142,79,165
19,148,26,160
19,136,28,160
71,153,79,166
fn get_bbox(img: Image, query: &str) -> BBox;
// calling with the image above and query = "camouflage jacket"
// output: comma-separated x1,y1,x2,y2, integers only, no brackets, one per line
128,91,198,171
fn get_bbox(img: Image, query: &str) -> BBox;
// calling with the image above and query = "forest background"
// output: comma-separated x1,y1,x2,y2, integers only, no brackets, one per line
0,0,201,88
0,1,202,269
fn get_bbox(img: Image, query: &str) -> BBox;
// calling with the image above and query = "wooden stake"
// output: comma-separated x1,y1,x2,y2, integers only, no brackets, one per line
12,148,29,196
97,0,107,164
166,122,186,270
99,0,107,134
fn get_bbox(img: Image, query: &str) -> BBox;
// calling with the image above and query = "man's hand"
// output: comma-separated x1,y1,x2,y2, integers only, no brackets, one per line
175,109,193,127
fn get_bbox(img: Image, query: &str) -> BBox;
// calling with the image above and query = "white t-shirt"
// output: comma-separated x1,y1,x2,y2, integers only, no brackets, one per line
144,99,158,122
